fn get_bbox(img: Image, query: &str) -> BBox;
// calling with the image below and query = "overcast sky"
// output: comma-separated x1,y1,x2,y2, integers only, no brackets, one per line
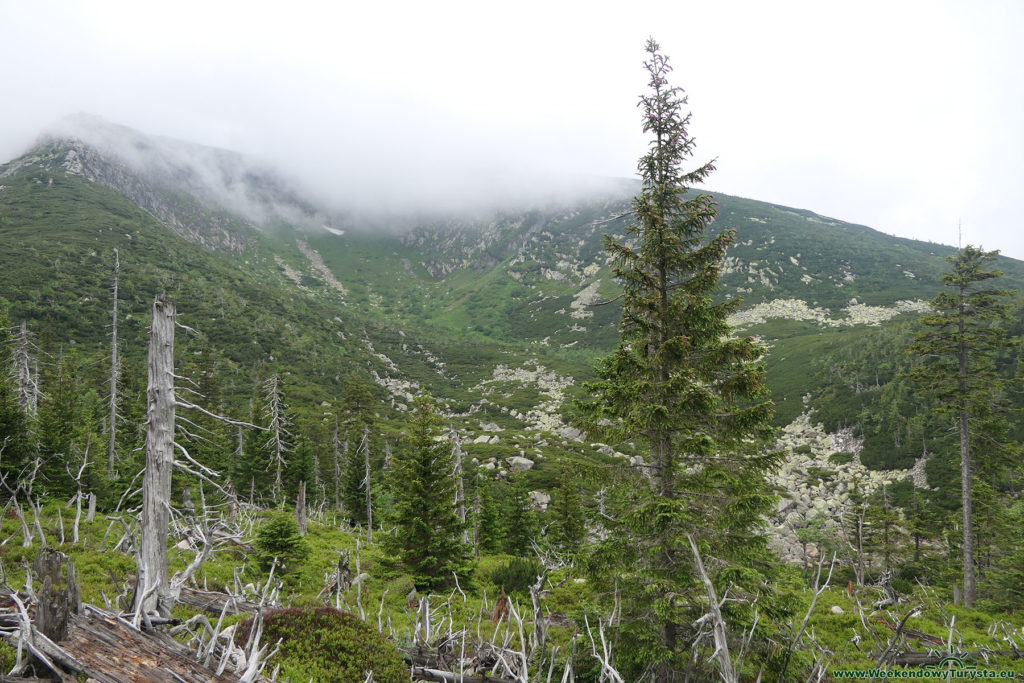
2,0,1022,256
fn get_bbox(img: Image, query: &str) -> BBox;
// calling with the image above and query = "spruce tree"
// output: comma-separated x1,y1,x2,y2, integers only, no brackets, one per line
339,372,377,523
502,476,539,556
36,351,90,498
475,478,505,554
384,394,467,589
905,245,1017,606
549,465,586,556
579,39,777,681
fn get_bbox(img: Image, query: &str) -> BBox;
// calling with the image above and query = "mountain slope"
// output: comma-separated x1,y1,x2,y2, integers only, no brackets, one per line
4,119,1024,504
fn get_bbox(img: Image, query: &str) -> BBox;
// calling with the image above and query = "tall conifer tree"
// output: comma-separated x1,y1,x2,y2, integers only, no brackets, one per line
906,245,1017,606
579,39,777,681
384,394,467,589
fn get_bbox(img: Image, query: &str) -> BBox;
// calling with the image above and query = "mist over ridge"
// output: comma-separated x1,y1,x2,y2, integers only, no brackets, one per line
34,114,642,231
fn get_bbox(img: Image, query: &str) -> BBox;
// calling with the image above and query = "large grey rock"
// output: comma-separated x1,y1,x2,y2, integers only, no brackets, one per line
559,426,582,441
528,490,551,511
506,456,534,472
776,497,796,515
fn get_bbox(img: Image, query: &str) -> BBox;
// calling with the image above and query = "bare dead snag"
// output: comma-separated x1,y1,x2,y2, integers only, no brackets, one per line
776,552,836,683
361,425,373,544
688,534,737,683
108,248,120,474
296,481,307,536
451,430,468,544
183,485,196,518
332,416,342,510
136,297,176,618
262,375,292,505
14,322,40,416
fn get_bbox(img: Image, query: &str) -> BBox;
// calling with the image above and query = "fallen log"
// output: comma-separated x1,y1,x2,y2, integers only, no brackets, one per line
411,666,517,683
874,651,1024,666
176,585,261,616
60,604,243,682
1,597,244,682
875,617,946,646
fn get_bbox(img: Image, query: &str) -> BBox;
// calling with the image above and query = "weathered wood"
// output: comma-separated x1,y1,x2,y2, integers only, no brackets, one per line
362,425,373,544
108,248,120,474
183,485,196,518
32,549,81,642
874,651,1024,666
875,617,946,646
137,297,176,617
60,605,243,682
688,534,736,683
175,586,261,616
86,492,96,522
411,666,516,683
296,481,307,536
451,431,468,544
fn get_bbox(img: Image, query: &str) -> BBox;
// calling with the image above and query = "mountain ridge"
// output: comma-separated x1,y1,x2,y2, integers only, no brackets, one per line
4,119,1024,565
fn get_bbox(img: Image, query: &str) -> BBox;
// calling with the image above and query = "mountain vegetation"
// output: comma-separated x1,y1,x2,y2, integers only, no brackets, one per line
0,43,1022,682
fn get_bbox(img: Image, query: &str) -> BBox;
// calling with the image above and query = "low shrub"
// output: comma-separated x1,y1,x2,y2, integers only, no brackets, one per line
490,556,543,594
828,451,855,465
235,607,407,683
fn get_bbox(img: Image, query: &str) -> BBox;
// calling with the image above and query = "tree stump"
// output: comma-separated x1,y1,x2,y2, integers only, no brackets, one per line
32,548,81,642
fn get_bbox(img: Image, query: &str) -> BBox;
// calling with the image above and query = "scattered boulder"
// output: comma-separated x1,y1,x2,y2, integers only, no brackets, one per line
559,426,582,441
776,497,796,515
506,456,534,472
528,490,551,511
830,605,844,615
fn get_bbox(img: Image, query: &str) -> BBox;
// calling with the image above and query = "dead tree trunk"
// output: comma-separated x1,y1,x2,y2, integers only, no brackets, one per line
136,297,176,617
362,425,373,544
33,548,82,642
451,430,468,544
183,485,195,518
688,534,737,683
14,321,38,415
108,248,120,474
332,417,342,510
296,481,307,536
263,375,291,505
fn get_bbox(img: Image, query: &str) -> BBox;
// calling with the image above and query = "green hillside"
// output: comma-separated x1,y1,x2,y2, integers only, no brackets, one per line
2,119,1024,681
